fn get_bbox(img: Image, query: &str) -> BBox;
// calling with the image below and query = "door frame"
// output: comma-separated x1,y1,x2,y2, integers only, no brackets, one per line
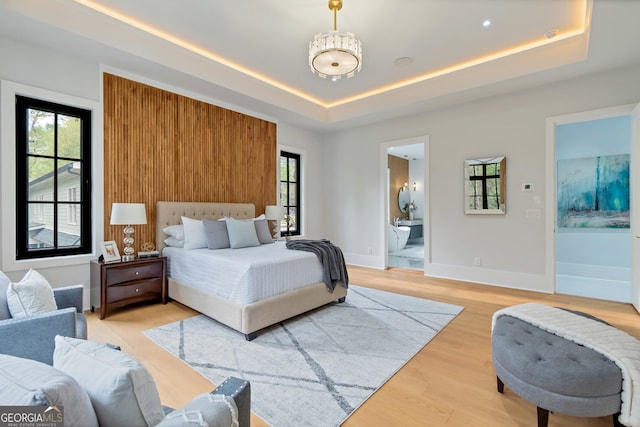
545,103,637,299
631,102,640,311
380,135,430,270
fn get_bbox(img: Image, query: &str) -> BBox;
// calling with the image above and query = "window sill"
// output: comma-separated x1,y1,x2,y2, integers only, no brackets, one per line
2,253,97,273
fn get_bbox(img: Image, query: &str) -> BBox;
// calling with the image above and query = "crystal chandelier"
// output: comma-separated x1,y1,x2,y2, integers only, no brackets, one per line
309,0,362,80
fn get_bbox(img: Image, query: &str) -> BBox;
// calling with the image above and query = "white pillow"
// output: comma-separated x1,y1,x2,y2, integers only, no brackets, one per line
226,217,261,249
53,336,165,427
162,224,185,240
164,237,184,248
181,216,207,249
0,354,98,427
6,269,57,318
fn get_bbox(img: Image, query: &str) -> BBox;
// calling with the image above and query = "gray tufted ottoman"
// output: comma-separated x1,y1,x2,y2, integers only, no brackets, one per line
492,314,623,427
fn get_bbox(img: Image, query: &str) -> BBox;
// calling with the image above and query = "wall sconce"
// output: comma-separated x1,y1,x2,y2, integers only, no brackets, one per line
110,203,147,261
265,205,285,238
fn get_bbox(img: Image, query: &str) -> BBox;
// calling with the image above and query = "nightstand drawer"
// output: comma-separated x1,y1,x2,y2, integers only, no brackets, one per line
105,262,164,286
106,278,163,304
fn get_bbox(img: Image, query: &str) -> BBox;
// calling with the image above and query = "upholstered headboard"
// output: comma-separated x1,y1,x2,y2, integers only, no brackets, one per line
155,201,256,253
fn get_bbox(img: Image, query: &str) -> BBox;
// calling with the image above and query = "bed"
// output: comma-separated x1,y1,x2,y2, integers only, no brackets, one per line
155,201,348,340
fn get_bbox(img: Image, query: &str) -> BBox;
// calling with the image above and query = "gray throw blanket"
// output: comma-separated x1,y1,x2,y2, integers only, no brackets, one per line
285,239,349,292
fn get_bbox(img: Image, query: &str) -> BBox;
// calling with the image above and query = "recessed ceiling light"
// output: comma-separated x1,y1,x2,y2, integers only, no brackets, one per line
394,57,414,67
483,19,491,27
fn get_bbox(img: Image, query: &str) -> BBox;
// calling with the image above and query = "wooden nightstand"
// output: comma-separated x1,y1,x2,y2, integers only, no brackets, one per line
90,257,167,319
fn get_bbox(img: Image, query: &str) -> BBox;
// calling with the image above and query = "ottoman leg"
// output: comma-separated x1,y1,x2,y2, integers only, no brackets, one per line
537,407,549,427
497,376,504,393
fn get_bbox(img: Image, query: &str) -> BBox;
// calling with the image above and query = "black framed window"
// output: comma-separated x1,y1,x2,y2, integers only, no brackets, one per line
15,95,92,259
280,151,301,236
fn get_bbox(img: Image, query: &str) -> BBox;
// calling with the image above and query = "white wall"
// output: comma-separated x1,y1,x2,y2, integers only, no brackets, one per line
277,123,326,239
322,62,640,293
0,37,101,308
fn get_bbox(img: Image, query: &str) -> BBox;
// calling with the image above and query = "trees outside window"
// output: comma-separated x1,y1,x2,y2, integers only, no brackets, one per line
15,96,92,259
279,151,301,236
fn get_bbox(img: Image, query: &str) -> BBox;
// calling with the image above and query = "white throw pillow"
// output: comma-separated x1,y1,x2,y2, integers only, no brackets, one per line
6,269,57,318
0,354,98,427
181,216,207,249
164,237,185,247
162,224,185,240
53,336,165,427
0,271,12,320
226,217,261,249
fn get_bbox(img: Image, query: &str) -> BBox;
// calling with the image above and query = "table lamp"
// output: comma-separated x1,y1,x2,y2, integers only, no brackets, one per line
265,205,285,238
110,203,147,261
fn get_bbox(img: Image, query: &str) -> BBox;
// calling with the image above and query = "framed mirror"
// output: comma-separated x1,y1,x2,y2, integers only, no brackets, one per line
464,156,506,214
398,187,410,212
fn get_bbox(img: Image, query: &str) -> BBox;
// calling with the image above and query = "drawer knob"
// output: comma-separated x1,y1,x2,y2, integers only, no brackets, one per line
135,271,139,275
135,288,139,292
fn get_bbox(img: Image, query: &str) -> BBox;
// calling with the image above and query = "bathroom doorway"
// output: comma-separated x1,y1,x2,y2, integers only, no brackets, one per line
384,138,427,271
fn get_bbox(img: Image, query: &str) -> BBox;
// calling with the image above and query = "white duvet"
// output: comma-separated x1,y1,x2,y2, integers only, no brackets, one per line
164,241,325,305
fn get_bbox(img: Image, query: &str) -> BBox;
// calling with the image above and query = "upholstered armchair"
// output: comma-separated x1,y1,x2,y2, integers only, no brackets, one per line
0,279,87,365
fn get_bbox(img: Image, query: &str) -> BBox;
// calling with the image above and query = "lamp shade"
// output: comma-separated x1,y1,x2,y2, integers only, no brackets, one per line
265,205,285,221
110,203,147,225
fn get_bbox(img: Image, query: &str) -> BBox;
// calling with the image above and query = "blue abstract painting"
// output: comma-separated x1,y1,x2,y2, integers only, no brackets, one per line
557,154,630,228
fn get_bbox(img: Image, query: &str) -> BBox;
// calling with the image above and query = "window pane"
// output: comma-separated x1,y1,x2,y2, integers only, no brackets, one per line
28,158,54,201
287,207,298,232
288,158,297,181
27,204,54,249
280,183,288,206
57,205,81,247
57,115,81,159
27,109,54,156
288,183,297,205
57,160,81,201
280,156,288,180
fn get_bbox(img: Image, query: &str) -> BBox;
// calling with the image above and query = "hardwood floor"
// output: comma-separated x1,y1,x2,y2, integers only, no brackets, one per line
86,266,640,426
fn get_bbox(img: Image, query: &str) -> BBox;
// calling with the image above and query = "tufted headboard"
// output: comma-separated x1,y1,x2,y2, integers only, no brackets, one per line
156,201,256,253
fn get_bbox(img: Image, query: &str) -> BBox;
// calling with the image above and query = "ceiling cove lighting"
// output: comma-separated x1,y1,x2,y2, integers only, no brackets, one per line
309,0,362,80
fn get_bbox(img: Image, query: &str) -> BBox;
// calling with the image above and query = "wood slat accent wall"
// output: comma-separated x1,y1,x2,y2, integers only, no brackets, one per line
103,73,277,251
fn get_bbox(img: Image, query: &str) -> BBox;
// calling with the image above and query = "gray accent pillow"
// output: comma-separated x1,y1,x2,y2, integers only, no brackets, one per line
254,219,274,244
226,218,260,249
203,219,231,249
0,353,98,427
53,336,165,427
0,271,11,320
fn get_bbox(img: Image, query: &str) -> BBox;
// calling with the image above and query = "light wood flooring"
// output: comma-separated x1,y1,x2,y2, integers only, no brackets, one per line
86,266,640,426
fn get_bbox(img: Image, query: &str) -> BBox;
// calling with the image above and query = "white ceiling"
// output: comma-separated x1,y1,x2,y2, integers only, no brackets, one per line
1,0,640,132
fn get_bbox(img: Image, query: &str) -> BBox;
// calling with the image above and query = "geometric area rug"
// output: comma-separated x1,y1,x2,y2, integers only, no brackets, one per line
144,285,463,427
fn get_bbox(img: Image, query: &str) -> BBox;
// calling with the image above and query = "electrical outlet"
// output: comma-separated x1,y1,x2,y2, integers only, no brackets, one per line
367,246,372,255
474,257,482,266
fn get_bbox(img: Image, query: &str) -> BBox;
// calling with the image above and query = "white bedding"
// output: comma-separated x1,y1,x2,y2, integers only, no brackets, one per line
164,241,325,305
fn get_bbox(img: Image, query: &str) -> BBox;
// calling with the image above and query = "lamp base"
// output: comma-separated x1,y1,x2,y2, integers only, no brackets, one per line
122,255,136,262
